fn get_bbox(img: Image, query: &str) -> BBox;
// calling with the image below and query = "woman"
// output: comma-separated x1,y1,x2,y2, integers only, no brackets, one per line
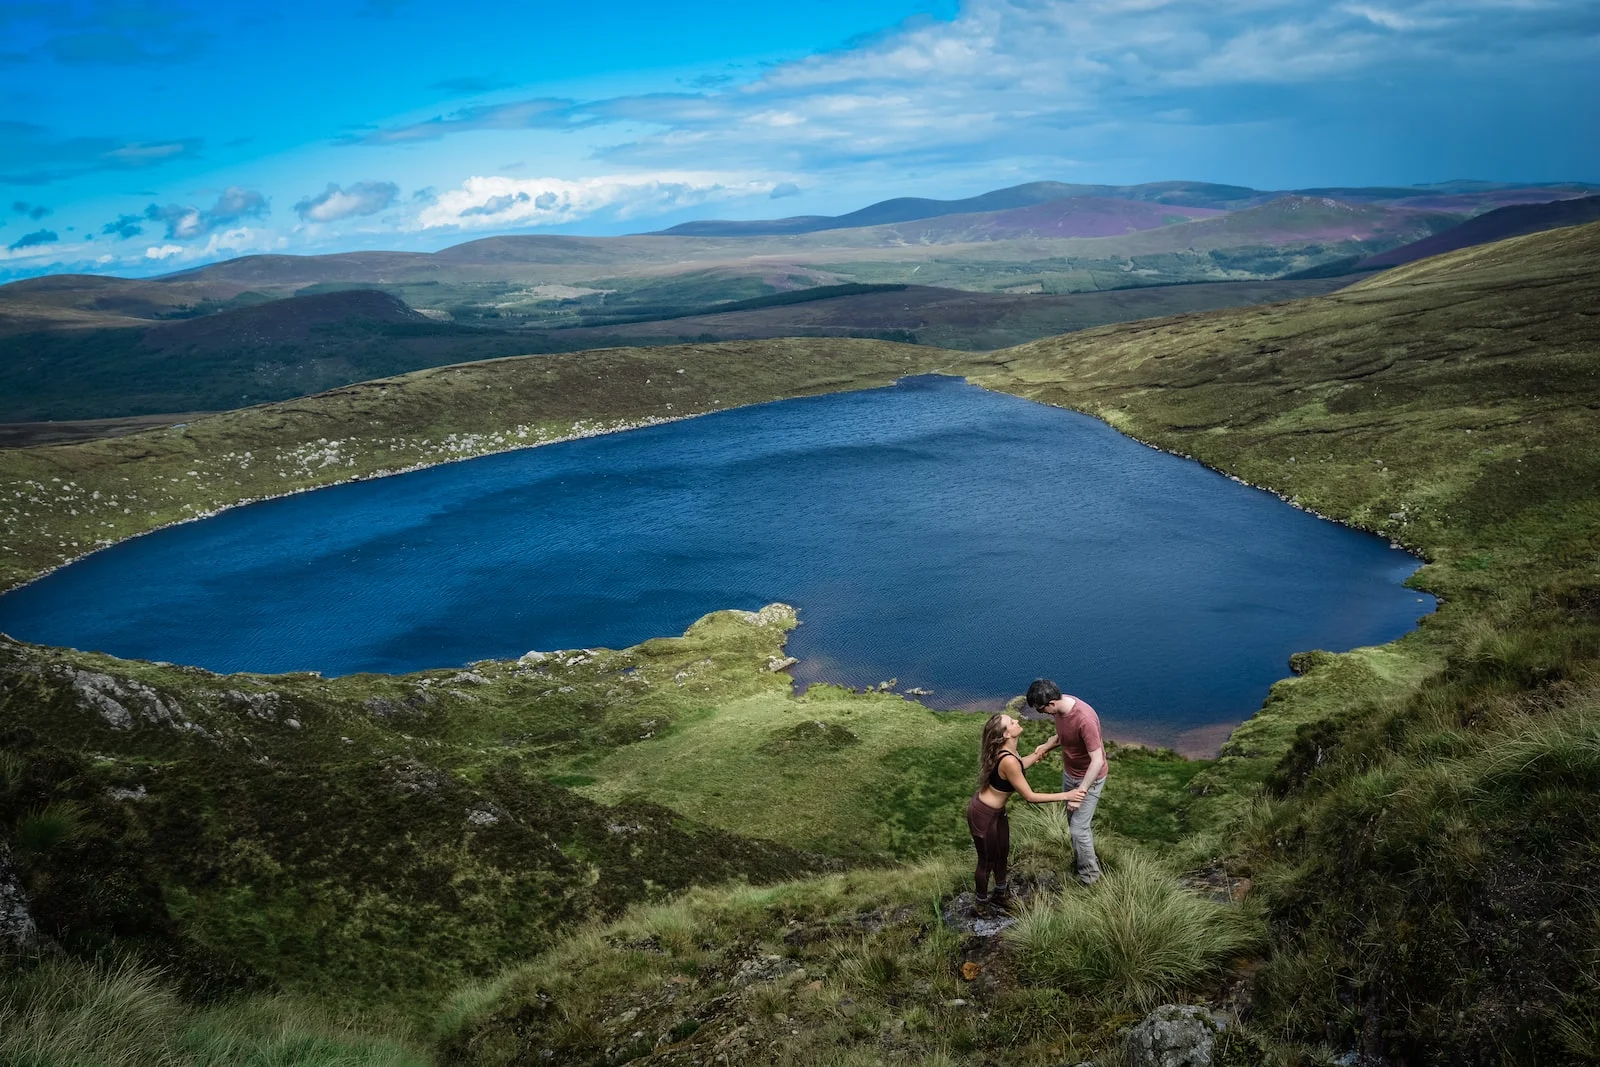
968,712,1076,912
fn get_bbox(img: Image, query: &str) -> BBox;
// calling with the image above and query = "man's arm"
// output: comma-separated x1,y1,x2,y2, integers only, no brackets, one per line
1065,746,1105,803
1027,731,1060,765
998,756,1073,805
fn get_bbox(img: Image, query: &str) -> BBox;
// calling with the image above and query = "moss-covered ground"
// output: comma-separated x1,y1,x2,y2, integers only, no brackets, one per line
2,222,1599,1063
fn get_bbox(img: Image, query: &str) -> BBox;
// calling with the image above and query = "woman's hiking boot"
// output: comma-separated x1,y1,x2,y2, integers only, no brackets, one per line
989,885,1015,912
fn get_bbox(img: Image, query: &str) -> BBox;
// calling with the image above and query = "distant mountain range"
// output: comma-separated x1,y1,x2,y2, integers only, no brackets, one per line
647,179,1598,237
43,180,1584,302
648,180,1266,236
7,177,1600,424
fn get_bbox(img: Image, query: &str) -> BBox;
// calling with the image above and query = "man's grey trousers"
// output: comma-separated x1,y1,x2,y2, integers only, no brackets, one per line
1061,771,1105,884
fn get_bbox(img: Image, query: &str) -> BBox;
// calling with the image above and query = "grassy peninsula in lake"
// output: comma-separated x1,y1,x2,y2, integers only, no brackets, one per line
2,221,1599,1064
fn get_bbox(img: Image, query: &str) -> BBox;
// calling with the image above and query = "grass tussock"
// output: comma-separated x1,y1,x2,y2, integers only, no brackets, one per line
1004,850,1261,1010
0,956,426,1067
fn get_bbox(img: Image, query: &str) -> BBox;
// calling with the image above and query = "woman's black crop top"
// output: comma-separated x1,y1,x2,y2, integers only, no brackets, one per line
989,751,1021,793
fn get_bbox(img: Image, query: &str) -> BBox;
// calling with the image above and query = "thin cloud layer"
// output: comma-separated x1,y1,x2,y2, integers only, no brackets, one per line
347,98,585,146
0,120,201,185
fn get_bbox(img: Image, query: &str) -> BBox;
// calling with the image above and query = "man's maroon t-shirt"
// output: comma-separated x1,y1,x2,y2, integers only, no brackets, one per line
1053,696,1108,782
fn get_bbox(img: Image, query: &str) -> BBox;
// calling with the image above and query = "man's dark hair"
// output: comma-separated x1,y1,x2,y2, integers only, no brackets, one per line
1025,678,1061,710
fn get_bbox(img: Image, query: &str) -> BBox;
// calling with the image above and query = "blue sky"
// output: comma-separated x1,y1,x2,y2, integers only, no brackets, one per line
2,0,1597,280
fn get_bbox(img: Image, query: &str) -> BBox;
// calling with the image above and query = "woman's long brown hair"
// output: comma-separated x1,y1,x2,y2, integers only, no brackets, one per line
976,713,1010,795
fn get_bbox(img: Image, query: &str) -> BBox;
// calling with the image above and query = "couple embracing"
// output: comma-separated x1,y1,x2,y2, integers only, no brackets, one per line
966,678,1106,912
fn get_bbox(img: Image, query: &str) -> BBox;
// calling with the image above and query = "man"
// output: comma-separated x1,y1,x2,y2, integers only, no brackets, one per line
1025,678,1107,885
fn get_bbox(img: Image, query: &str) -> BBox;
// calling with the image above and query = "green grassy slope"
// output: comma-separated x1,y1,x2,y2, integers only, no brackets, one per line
0,607,842,1015
2,222,1598,1063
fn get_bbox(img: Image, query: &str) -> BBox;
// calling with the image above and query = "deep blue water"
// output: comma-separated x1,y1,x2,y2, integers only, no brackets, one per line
0,375,1432,751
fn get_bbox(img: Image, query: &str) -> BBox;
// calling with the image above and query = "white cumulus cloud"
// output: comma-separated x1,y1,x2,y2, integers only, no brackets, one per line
295,181,401,223
145,186,269,240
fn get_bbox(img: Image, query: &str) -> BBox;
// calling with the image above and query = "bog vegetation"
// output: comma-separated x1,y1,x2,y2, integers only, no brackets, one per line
2,221,1598,1064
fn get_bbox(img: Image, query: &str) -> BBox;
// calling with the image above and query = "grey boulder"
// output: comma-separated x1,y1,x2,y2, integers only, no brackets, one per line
1125,1004,1228,1067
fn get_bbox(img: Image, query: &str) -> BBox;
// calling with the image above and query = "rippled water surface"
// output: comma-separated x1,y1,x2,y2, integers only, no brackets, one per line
0,375,1433,750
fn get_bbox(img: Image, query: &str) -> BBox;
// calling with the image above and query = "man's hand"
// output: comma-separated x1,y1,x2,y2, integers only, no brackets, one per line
1064,786,1087,803
1030,742,1053,759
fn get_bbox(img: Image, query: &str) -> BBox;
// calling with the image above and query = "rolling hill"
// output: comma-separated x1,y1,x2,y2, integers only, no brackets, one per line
0,289,550,420
0,276,1353,422
11,178,1587,335
1356,193,1600,268
843,195,1225,243
527,277,1352,351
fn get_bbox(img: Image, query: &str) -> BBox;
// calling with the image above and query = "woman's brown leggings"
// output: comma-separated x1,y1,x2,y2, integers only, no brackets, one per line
966,795,1009,898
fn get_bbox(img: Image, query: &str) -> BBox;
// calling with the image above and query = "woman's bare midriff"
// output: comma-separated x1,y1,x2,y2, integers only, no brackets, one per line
975,787,1009,811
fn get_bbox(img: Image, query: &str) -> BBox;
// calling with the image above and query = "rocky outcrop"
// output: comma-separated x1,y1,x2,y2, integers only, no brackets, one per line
940,893,1018,939
0,839,41,949
1125,1004,1229,1067
365,687,435,719
731,953,801,987
55,665,204,736
219,688,284,721
737,603,796,628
